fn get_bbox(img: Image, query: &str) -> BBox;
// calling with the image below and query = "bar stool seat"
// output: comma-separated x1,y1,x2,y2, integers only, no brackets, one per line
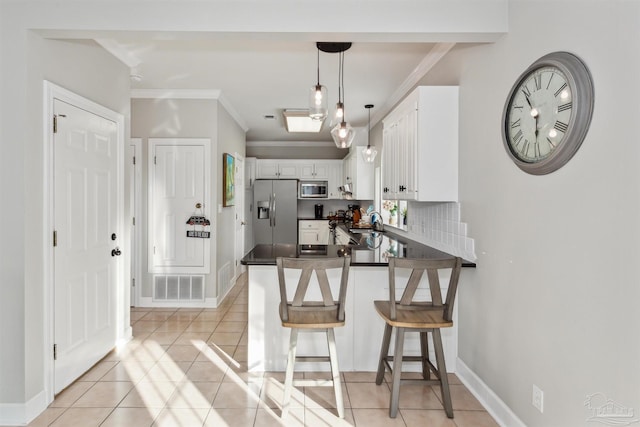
276,256,350,419
374,256,462,419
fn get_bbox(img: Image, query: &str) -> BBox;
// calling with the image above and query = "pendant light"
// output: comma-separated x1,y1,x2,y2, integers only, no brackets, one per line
308,46,328,121
362,104,377,163
329,48,355,148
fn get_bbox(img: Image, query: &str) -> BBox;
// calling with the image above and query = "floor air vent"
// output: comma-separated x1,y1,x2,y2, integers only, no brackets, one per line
153,275,205,301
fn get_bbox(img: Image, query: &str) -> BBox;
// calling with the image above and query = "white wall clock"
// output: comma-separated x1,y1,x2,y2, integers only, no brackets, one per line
502,51,594,175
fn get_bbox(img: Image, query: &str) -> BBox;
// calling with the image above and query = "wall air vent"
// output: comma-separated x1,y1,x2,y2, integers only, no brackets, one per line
153,275,205,301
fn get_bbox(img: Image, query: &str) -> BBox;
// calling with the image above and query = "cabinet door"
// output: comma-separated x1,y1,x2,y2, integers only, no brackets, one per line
382,123,399,199
316,222,330,244
256,160,279,179
312,162,330,179
278,161,300,179
396,106,418,200
327,161,343,199
245,157,256,188
299,163,315,180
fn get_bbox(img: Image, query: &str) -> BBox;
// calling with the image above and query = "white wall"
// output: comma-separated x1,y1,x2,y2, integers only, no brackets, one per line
0,32,130,411
215,104,247,296
131,98,245,301
420,2,640,426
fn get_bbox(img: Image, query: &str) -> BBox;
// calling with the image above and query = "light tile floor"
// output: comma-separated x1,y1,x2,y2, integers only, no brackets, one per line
28,273,499,427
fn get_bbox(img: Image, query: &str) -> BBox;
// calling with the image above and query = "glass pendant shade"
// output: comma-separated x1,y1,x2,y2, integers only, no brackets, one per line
362,103,376,162
362,145,378,163
309,84,328,121
331,121,356,148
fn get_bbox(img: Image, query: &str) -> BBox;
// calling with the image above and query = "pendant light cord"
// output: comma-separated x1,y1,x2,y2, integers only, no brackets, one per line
316,47,320,85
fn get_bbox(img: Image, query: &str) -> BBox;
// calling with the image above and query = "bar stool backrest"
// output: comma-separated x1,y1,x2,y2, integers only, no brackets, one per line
387,257,462,322
277,256,351,323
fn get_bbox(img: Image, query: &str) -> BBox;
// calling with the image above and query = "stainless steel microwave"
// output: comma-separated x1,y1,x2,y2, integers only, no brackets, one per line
299,181,328,199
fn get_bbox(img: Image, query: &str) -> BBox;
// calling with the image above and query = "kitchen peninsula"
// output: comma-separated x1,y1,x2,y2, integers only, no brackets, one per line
241,229,474,373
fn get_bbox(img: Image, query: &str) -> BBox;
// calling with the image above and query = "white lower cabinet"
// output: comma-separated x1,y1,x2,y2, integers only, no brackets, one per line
298,220,330,244
335,227,351,245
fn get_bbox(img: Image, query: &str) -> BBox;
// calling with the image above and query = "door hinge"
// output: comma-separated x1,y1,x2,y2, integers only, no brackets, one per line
53,344,57,361
132,278,135,287
133,156,136,165
53,114,66,134
154,156,157,165
132,216,135,226
53,230,57,247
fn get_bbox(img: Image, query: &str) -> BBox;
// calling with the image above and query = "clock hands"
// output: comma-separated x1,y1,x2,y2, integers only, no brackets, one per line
523,91,541,140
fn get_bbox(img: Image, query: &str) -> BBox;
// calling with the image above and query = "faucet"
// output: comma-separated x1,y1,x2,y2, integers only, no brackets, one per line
369,211,384,232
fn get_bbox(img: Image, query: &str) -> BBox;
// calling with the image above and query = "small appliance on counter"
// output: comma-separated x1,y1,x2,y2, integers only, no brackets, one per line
314,204,324,219
348,204,361,223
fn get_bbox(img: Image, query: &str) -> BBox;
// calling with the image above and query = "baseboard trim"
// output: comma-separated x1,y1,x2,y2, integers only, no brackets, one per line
456,358,526,427
137,297,218,308
0,390,48,426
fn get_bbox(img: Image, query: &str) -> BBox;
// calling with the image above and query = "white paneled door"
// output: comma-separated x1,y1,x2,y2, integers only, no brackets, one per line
53,99,119,393
149,141,209,273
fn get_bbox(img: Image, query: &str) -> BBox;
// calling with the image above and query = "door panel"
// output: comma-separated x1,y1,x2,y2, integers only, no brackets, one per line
54,99,118,393
151,144,205,269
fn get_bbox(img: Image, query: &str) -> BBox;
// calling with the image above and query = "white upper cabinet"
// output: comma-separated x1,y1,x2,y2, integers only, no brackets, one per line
300,161,330,180
245,157,257,188
343,145,374,201
382,86,458,201
256,159,300,179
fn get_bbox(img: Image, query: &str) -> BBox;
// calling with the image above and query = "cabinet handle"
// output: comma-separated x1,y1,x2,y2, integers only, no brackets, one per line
399,185,406,191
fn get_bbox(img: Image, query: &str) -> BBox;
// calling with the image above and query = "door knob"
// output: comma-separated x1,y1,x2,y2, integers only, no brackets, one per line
241,221,247,226
111,247,122,257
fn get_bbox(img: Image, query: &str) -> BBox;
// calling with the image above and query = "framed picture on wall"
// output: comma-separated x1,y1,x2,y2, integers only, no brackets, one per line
223,153,235,207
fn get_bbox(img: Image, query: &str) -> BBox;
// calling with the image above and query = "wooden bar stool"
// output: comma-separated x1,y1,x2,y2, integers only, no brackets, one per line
276,256,350,418
374,256,462,418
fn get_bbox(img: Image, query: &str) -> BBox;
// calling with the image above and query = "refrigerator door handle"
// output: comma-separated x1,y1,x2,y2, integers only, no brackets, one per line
272,193,276,228
269,194,273,228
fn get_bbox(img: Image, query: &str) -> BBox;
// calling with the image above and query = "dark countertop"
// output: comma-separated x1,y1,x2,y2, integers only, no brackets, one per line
241,227,476,267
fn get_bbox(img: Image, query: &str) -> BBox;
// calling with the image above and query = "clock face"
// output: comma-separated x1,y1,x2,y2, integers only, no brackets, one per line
506,66,573,163
502,52,594,175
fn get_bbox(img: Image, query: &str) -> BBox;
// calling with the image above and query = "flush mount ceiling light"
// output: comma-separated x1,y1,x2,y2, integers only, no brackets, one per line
283,109,324,133
314,42,356,149
362,104,378,163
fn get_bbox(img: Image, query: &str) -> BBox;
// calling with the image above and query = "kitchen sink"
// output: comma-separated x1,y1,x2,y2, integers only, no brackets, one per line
349,228,376,234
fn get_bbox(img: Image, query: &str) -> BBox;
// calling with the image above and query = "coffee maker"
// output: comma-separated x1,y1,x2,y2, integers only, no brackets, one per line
314,204,324,219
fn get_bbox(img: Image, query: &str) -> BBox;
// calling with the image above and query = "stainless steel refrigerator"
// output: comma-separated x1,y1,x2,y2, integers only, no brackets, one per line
253,180,298,245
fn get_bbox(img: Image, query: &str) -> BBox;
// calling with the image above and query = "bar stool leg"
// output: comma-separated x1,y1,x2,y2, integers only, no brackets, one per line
376,323,393,385
326,328,344,418
282,328,299,418
420,331,430,380
432,329,453,418
389,327,405,418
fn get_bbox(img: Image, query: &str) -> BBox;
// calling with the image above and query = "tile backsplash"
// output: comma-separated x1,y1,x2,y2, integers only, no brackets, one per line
404,201,476,262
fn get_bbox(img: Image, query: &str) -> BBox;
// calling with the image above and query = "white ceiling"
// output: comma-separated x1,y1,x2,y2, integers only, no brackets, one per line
101,37,456,143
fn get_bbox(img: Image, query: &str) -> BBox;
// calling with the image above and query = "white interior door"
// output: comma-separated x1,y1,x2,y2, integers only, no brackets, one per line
53,99,119,393
149,141,209,273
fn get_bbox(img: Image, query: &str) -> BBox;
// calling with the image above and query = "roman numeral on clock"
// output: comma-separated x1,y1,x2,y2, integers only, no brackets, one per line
557,102,572,112
534,73,542,90
511,118,521,128
554,82,567,97
512,129,523,145
554,121,568,133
